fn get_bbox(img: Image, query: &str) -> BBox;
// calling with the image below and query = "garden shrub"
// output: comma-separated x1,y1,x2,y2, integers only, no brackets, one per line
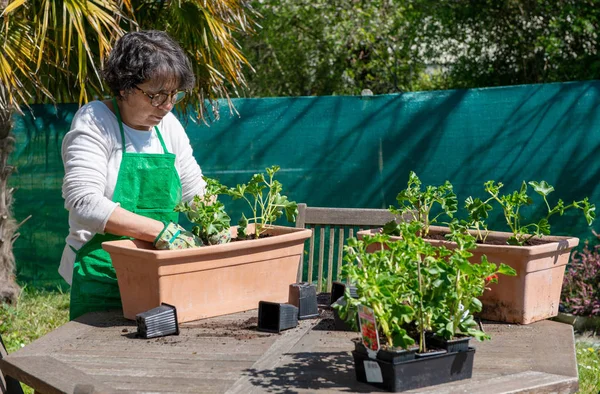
561,233,600,316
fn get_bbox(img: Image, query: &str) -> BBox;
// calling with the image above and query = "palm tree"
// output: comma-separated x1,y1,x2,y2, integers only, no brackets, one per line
0,0,256,304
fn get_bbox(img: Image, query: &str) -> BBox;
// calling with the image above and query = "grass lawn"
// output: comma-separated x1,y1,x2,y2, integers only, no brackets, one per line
1,288,600,393
576,341,600,394
0,286,69,394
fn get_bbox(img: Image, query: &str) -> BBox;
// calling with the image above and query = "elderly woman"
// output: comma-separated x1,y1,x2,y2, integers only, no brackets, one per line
61,30,205,320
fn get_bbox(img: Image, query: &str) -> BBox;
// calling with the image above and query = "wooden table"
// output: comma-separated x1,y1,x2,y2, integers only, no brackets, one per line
0,309,579,393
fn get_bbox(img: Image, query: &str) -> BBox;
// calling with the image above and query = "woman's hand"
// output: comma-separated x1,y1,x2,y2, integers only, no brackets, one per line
154,222,203,250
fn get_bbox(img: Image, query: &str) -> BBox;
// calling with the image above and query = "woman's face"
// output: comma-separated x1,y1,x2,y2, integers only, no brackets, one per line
118,80,178,131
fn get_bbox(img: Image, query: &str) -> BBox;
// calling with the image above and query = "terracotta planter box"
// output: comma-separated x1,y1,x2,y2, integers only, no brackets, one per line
358,226,579,324
102,225,311,322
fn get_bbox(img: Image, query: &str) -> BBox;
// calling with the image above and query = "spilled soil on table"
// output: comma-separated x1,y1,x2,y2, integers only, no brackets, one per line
179,316,273,341
175,293,334,341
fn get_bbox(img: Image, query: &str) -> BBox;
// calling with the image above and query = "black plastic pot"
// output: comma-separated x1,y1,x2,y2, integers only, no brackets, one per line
257,301,299,333
352,347,475,392
288,282,319,320
427,334,472,353
136,303,179,339
331,297,359,332
330,281,359,305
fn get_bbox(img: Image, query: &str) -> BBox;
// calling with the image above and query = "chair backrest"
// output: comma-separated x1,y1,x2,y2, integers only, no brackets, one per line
0,334,24,394
295,204,397,291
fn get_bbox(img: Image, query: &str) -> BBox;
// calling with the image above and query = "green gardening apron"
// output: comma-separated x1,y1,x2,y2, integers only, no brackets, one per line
69,98,182,320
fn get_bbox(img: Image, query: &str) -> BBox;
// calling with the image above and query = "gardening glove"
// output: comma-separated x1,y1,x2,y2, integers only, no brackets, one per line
154,222,204,250
207,229,232,245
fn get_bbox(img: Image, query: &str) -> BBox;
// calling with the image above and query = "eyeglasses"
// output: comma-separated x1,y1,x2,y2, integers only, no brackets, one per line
134,86,187,107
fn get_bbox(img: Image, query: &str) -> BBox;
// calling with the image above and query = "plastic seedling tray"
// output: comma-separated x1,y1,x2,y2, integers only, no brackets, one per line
257,301,299,333
136,303,179,339
289,282,319,319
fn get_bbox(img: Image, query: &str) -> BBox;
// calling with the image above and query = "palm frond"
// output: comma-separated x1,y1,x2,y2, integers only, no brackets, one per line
0,0,256,121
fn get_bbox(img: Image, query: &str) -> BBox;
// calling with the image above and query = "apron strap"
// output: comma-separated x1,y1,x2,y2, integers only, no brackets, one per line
154,125,169,154
111,97,170,155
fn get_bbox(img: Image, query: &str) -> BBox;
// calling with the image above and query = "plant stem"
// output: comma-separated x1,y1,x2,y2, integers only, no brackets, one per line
453,269,462,335
416,255,426,353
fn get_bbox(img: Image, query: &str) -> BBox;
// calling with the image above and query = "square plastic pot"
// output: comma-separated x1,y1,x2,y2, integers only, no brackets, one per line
257,301,299,333
330,281,358,305
136,303,179,339
102,225,311,322
358,226,578,324
426,334,472,353
288,282,319,319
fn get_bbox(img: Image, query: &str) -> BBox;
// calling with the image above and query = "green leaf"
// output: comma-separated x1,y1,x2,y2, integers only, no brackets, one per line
537,218,551,235
528,181,554,197
497,263,517,277
471,297,482,312
382,220,401,236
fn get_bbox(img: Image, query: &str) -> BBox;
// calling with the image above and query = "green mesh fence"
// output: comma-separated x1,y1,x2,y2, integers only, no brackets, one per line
10,80,600,288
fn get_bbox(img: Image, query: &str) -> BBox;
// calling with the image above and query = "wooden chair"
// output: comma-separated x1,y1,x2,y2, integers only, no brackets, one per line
0,334,24,394
295,204,399,291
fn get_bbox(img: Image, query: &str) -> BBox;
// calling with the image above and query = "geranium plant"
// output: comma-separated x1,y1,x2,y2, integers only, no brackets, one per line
470,180,596,245
384,171,457,238
175,177,231,245
336,220,516,353
383,173,596,246
226,165,298,239
175,165,299,243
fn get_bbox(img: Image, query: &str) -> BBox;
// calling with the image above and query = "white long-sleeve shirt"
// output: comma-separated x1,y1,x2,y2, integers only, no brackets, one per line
59,101,206,284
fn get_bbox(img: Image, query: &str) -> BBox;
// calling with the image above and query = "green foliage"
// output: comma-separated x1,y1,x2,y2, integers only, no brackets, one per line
240,0,600,96
384,171,458,237
240,0,427,96
425,0,600,89
337,221,515,352
385,172,596,246
177,166,298,241
175,177,231,245
226,166,298,239
478,180,596,245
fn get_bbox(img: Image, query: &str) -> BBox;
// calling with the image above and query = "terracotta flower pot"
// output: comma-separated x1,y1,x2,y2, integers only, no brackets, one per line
102,224,311,322
358,226,579,324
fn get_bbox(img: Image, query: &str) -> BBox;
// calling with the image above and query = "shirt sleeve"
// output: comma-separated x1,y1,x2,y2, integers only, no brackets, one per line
61,106,120,234
168,114,206,202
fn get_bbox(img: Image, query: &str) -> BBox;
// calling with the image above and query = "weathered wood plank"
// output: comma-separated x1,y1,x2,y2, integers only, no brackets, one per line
108,375,235,394
327,227,334,291
226,319,318,394
302,207,395,226
0,356,118,394
307,227,315,283
336,228,344,282
227,320,579,394
317,227,324,290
